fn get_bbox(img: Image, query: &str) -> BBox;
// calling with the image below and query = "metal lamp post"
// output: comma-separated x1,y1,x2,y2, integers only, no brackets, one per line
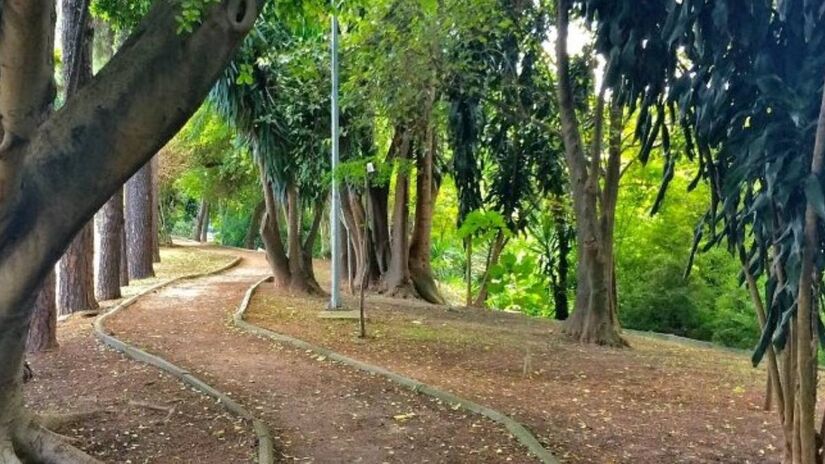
328,9,342,310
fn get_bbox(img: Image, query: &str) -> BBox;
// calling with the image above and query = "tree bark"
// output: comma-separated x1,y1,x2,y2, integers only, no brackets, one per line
792,71,825,464
409,119,445,305
555,0,624,346
96,189,125,300
341,187,366,291
151,156,161,262
285,183,323,294
260,179,291,289
383,130,417,298
552,203,570,321
302,198,325,282
244,199,265,249
0,0,259,458
192,199,208,241
199,202,210,242
57,0,98,317
119,225,129,287
27,272,58,353
126,162,155,280
473,231,507,307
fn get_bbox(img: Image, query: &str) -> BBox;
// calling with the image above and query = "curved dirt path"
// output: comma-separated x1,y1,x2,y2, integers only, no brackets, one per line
106,244,537,463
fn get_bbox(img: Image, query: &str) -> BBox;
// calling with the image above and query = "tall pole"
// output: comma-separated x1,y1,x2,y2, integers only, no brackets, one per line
328,10,342,309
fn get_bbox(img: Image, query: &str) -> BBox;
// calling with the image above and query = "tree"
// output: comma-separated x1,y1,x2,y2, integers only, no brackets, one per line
57,0,100,316
126,161,156,279
553,0,625,346
580,0,825,460
212,4,328,294
0,1,260,460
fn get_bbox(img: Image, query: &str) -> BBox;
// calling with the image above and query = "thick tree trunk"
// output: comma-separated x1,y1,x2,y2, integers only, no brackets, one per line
285,183,323,294
57,0,98,317
409,120,445,305
260,180,291,289
341,187,366,290
244,199,265,249
27,272,58,353
0,0,259,460
126,162,155,279
95,188,124,300
57,223,98,316
383,131,417,298
555,0,624,346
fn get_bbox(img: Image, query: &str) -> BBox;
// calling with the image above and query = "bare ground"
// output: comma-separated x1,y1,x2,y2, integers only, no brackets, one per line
246,255,786,464
24,246,255,463
106,245,538,463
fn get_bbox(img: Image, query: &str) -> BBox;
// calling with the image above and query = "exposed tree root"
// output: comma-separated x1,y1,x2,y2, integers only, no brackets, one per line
36,410,111,431
15,419,102,464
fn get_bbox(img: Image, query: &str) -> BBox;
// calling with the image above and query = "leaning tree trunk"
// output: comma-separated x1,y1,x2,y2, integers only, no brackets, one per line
341,187,366,291
96,188,125,300
301,198,325,283
260,176,291,288
472,231,506,307
555,0,624,346
0,0,259,460
244,199,265,249
27,273,58,353
57,0,98,317
126,162,156,279
409,119,445,304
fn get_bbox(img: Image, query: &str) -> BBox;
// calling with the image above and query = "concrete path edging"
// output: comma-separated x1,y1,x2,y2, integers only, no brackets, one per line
234,275,560,464
93,256,275,464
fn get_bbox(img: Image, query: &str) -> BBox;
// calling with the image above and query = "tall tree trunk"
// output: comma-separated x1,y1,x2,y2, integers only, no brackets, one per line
151,156,161,262
383,130,417,297
409,119,445,305
192,199,208,241
27,273,58,353
260,178,291,289
95,188,124,300
126,162,155,279
93,17,122,301
244,199,265,249
555,0,624,346
57,0,98,316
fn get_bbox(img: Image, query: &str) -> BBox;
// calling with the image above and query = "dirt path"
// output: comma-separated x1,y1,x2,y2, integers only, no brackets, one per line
107,245,536,463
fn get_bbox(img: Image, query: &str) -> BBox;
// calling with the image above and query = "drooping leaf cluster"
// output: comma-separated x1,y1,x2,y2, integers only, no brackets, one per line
211,1,332,200
580,0,825,363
